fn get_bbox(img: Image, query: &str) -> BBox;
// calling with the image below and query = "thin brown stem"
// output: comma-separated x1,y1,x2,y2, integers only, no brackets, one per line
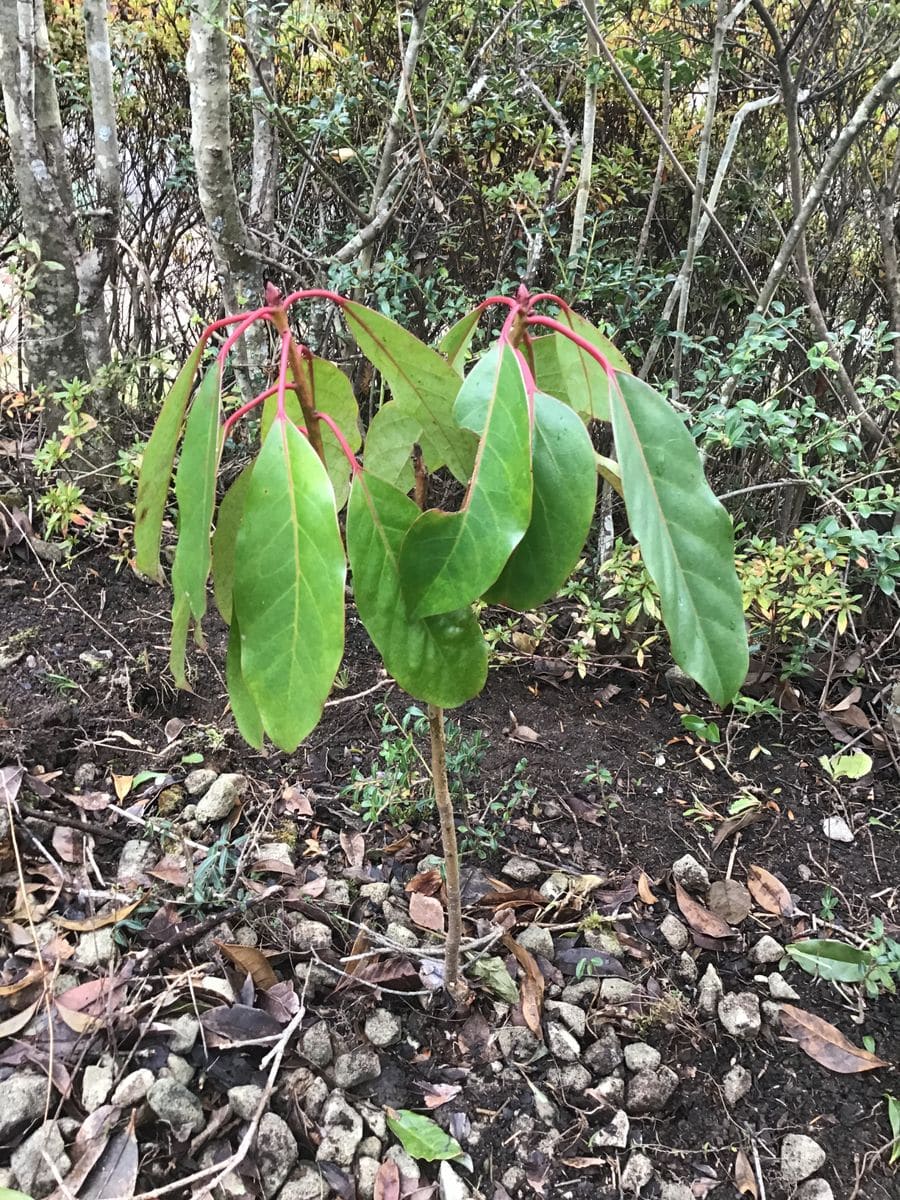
269,306,326,463
427,703,467,1001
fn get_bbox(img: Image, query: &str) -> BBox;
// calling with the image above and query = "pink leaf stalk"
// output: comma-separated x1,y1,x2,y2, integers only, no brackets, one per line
218,308,274,364
315,410,362,475
526,314,616,379
222,382,300,437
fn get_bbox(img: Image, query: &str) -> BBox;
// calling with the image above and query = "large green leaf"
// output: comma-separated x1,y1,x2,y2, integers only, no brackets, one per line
347,471,488,707
785,939,873,983
212,466,253,624
484,391,596,610
609,371,748,706
261,355,361,510
134,341,204,580
342,300,475,481
399,344,532,619
385,1109,464,1163
360,402,419,491
530,312,629,423
438,308,482,374
169,592,190,689
232,420,346,751
226,614,264,749
170,363,223,639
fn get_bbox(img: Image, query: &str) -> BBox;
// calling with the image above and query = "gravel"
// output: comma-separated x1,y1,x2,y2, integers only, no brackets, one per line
147,1077,205,1134
10,1121,71,1199
316,1093,363,1167
365,1007,402,1047
722,1063,752,1105
625,1066,679,1114
333,1047,381,1089
0,1072,50,1142
621,1152,654,1194
781,1134,827,1184
503,855,542,882
195,772,249,823
672,853,710,892
718,992,761,1040
585,1025,624,1075
255,1111,298,1197
516,925,554,960
660,914,689,950
624,1042,661,1072
112,1069,154,1106
748,935,784,964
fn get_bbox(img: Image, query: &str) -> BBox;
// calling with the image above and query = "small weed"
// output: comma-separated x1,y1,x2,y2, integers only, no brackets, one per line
459,758,534,858
575,953,609,980
680,712,721,744
583,761,613,789
819,886,839,922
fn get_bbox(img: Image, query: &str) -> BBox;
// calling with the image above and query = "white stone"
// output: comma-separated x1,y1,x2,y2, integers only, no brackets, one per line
504,855,542,882
768,972,800,1000
516,925,554,960
365,1008,402,1048
722,1064,751,1105
718,992,761,1039
781,1134,826,1184
196,773,249,823
111,1069,154,1106
591,1108,629,1148
660,914,689,950
439,1161,472,1199
797,1180,834,1200
672,854,710,892
81,1062,113,1110
698,963,723,1016
748,935,784,964
821,815,854,843
624,1042,661,1072
621,1152,654,1194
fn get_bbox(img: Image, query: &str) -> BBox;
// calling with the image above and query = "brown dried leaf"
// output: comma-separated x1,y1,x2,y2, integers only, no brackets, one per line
477,887,544,909
52,826,84,864
409,892,444,934
405,869,444,896
0,998,40,1038
282,784,314,815
830,686,862,711
342,928,372,978
637,871,658,904
66,790,112,811
53,898,142,933
374,1160,401,1200
502,933,544,1038
708,880,752,926
216,942,278,990
112,774,134,801
733,1149,757,1196
421,1082,462,1109
711,809,764,851
340,830,365,868
779,1004,890,1073
675,882,731,940
164,717,186,742
747,865,797,918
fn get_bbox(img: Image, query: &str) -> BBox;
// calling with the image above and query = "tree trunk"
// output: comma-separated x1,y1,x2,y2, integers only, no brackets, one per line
569,0,598,262
0,0,90,394
187,0,266,397
245,0,279,234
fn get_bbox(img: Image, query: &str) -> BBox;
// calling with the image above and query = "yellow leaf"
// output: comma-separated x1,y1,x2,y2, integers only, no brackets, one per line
53,897,142,932
113,773,134,801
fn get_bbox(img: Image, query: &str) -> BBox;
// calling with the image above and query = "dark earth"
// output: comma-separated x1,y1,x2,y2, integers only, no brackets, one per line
0,541,897,1200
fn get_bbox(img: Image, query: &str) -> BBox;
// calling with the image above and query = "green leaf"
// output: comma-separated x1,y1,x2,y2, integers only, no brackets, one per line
439,308,482,374
0,1188,37,1200
609,371,748,707
470,955,520,1003
386,1108,464,1163
886,1094,900,1165
595,452,624,497
135,342,204,580
360,401,420,491
261,356,361,510
212,466,253,624
530,312,629,423
226,614,264,749
169,592,190,688
347,472,488,707
232,420,346,752
785,939,873,983
342,300,475,481
484,391,596,610
171,364,223,633
399,343,532,619
819,750,873,781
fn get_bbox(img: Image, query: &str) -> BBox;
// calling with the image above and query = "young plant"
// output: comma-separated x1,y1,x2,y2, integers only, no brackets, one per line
134,283,749,998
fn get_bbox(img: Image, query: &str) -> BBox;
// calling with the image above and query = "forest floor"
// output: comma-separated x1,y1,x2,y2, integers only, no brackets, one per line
0,544,898,1200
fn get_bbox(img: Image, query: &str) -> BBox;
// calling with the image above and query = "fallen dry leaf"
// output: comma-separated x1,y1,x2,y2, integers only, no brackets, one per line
779,1004,890,1073
340,830,365,868
374,1160,401,1200
0,998,40,1038
675,882,732,940
65,790,112,812
216,942,278,990
405,868,443,896
747,864,797,918
708,879,752,926
502,932,544,1038
637,871,658,904
409,891,444,934
53,897,143,933
112,773,134,801
342,927,372,978
733,1149,757,1196
282,784,314,815
711,809,764,850
422,1082,462,1109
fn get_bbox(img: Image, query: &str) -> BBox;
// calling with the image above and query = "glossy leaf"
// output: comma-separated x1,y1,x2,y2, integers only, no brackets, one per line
226,614,264,748
439,308,482,374
212,466,253,624
261,355,361,510
232,420,345,751
169,592,190,688
399,343,532,618
485,391,596,610
347,471,488,707
785,939,873,983
529,312,629,423
358,401,419,491
609,371,748,706
171,364,223,628
134,341,204,580
595,452,624,497
385,1108,464,1163
342,300,475,480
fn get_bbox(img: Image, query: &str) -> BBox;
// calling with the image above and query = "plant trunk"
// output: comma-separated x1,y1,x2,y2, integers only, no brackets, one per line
427,704,467,1002
187,0,267,400
245,0,279,234
569,0,598,261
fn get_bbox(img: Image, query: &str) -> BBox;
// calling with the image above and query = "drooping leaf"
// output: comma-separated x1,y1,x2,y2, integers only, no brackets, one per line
439,308,483,374
779,1004,890,1073
470,956,520,1004
232,420,346,751
261,355,361,510
342,300,475,481
385,1108,464,1163
595,452,624,497
346,472,488,708
170,363,223,641
529,312,629,423
785,939,873,983
357,401,419,491
135,341,204,580
399,344,532,619
212,466,253,624
609,371,748,707
484,391,596,610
